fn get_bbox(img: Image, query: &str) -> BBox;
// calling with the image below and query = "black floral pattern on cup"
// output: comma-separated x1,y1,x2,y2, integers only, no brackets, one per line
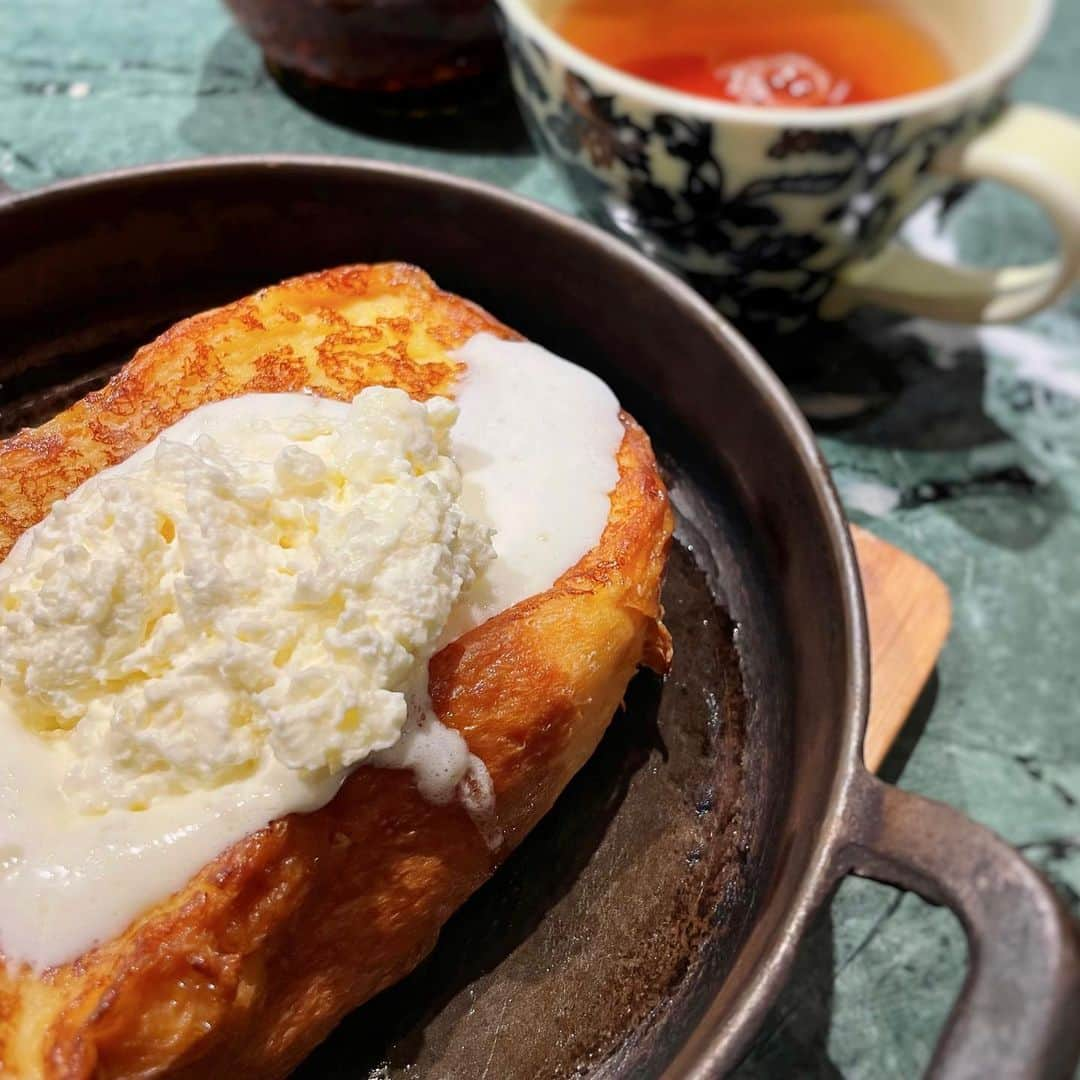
505,27,1005,329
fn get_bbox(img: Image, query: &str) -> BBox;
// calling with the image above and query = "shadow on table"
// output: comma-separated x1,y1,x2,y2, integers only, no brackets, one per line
760,312,1005,450
747,313,1071,553
179,27,533,159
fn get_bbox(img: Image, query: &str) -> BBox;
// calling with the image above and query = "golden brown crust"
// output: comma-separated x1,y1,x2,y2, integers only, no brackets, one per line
0,264,672,1079
0,263,506,562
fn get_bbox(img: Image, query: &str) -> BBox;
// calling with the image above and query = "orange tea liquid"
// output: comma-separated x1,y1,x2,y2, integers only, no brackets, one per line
550,0,952,107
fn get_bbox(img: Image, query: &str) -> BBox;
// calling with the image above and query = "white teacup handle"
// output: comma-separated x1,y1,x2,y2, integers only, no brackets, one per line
823,104,1080,323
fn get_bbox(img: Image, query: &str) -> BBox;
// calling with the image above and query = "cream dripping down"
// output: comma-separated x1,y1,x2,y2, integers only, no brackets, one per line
0,333,624,970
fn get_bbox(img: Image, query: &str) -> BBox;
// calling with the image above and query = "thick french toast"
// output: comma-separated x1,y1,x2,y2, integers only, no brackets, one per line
0,263,672,1078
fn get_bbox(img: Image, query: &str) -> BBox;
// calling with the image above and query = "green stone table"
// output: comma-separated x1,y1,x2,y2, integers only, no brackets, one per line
2,3,1078,1075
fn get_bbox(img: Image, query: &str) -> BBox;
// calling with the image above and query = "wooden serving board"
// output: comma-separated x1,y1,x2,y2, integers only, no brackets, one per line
852,525,952,772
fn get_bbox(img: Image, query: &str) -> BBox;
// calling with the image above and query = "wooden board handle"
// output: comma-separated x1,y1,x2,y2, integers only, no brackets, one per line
852,526,952,772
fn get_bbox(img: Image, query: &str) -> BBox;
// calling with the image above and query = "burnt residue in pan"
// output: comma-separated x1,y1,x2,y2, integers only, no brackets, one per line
293,533,756,1080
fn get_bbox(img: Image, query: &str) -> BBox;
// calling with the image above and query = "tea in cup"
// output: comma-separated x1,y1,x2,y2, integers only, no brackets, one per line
497,0,1080,332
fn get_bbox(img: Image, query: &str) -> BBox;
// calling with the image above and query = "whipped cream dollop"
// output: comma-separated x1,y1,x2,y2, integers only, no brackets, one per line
0,333,624,970
0,388,492,814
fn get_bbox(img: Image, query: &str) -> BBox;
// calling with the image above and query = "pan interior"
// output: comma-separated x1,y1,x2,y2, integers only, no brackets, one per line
0,162,862,1077
0,281,786,1080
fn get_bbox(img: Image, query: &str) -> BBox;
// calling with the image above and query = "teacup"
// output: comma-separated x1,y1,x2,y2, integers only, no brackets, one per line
496,0,1080,332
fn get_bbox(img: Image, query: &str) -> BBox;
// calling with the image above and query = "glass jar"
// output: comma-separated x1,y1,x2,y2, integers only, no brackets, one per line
225,0,504,94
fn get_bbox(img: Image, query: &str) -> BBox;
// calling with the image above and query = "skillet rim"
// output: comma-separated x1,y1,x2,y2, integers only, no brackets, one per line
0,155,871,1075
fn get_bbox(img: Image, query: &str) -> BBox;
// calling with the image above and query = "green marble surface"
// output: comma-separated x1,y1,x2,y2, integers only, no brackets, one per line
2,2,1078,1075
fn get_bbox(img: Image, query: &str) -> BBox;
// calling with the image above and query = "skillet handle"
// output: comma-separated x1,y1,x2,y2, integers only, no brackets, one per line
839,771,1080,1079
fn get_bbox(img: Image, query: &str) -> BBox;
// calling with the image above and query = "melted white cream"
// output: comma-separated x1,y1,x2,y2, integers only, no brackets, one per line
0,333,623,971
443,334,623,641
2,389,491,812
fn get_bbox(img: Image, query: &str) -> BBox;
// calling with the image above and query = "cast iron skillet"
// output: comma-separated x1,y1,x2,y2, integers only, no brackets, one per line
0,159,1077,1079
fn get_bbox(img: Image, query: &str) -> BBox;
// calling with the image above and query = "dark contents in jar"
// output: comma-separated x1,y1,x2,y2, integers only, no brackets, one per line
225,0,504,94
